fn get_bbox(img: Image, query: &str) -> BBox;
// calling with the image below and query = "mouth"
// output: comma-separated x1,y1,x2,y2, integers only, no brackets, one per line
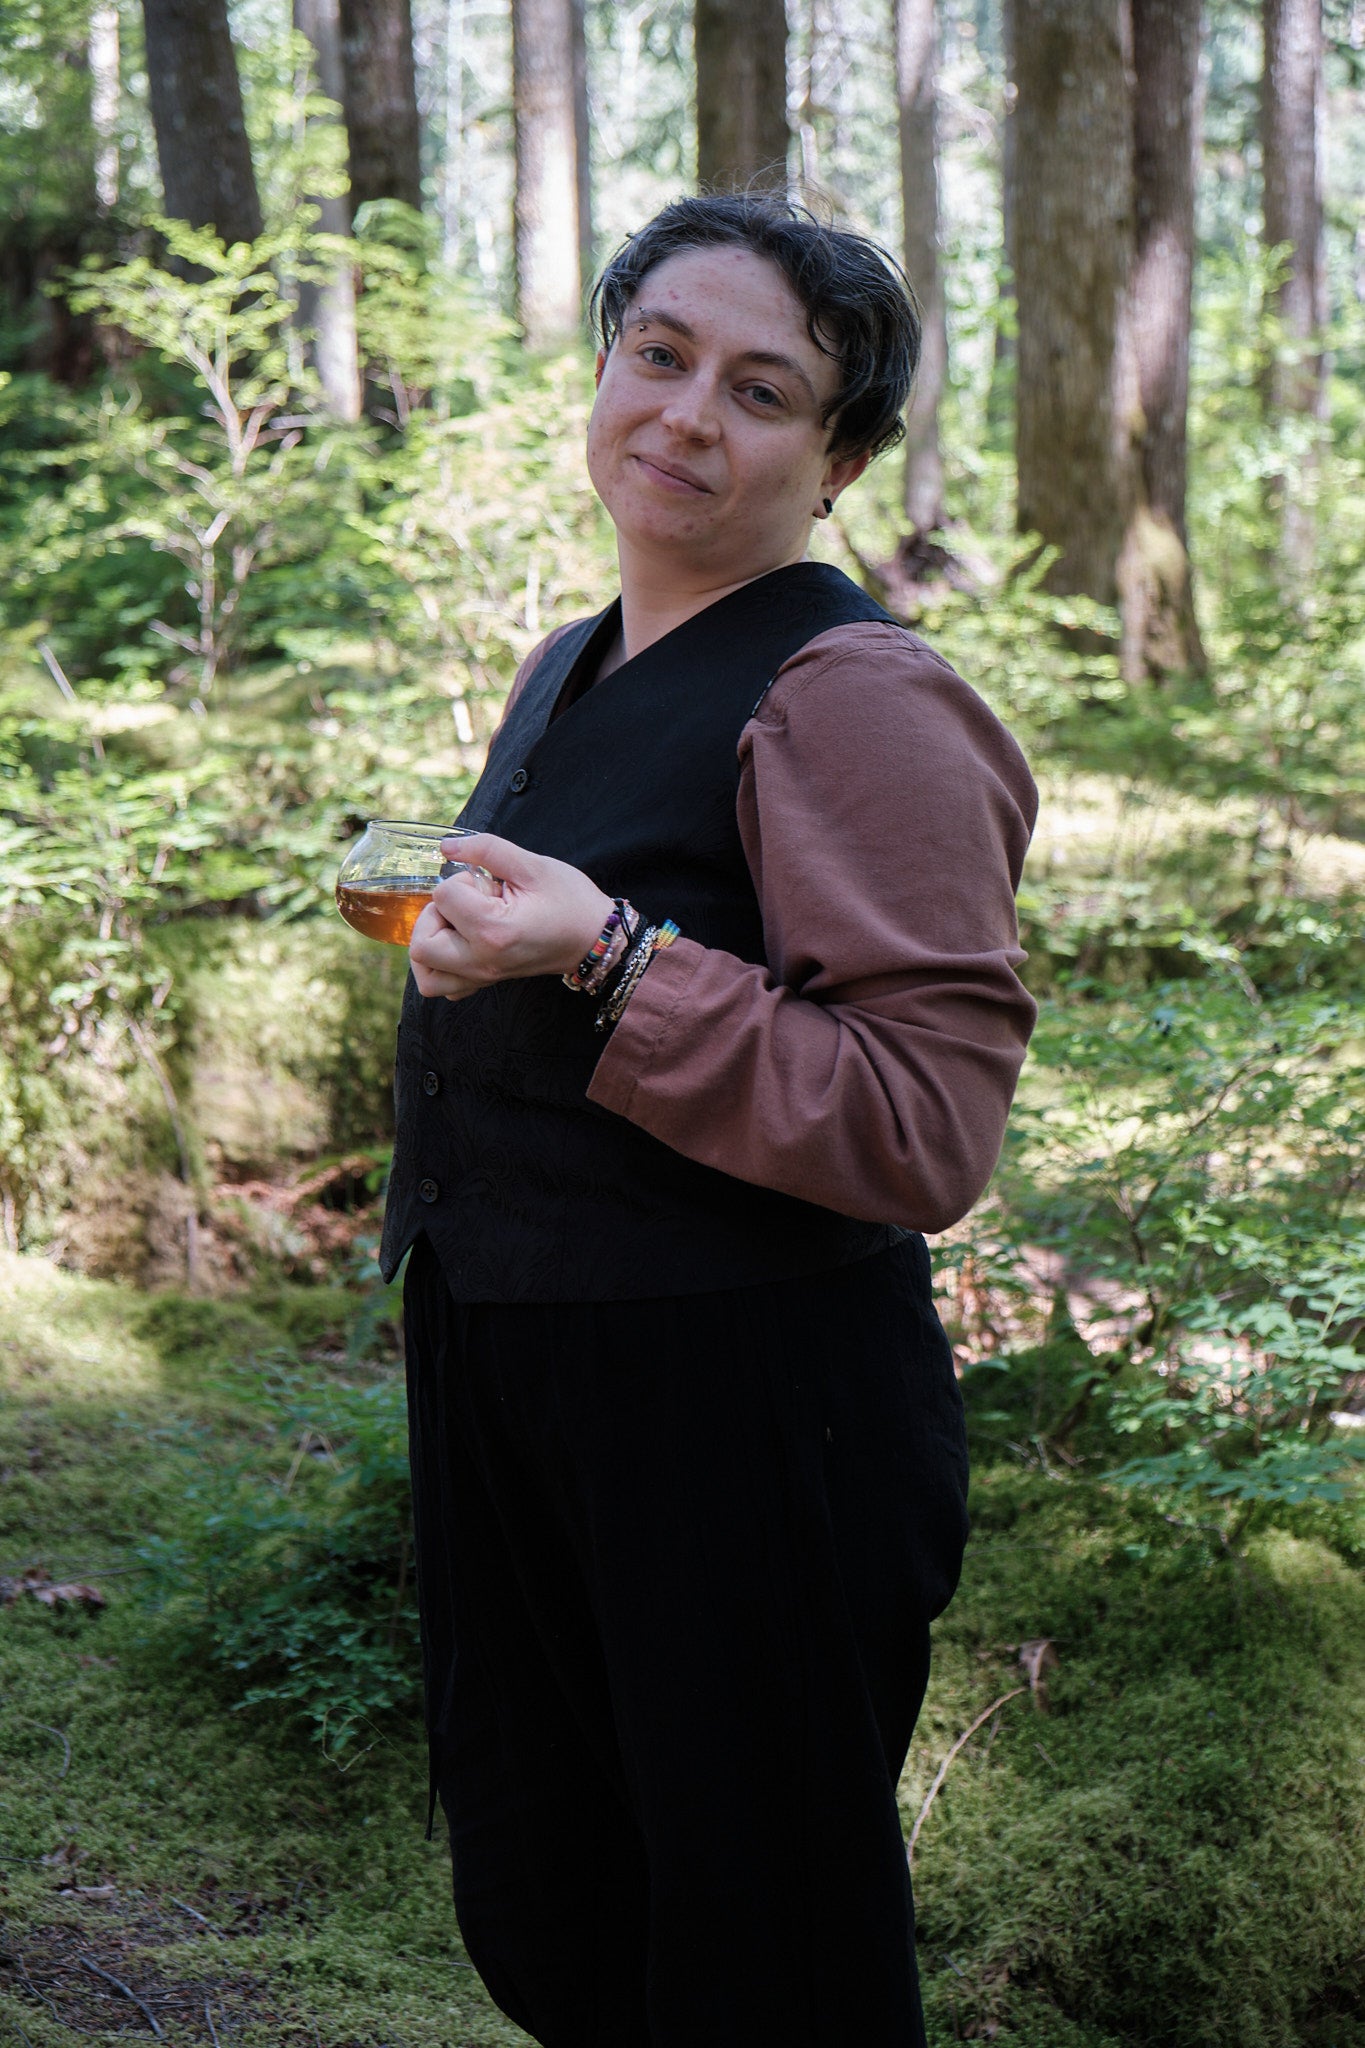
632,453,713,495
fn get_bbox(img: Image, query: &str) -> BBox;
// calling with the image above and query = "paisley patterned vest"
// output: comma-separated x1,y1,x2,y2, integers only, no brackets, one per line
378,561,906,1301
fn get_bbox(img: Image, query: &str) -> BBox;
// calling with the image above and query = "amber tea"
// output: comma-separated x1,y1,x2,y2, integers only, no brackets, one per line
335,875,434,946
335,820,492,946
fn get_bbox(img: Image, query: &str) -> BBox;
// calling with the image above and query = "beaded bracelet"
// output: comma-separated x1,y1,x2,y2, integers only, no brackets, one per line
580,900,643,998
562,899,627,992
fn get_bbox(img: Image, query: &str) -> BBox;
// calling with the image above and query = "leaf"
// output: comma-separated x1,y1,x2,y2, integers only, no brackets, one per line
1018,1637,1060,1712
30,1579,107,1612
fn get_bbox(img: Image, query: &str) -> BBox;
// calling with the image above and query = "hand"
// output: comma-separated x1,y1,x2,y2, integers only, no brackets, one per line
408,832,614,1002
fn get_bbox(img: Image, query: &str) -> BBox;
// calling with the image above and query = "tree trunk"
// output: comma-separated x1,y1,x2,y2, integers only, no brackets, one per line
1262,0,1325,576
141,0,263,244
895,0,946,533
572,0,594,292
987,3,1018,439
695,0,790,190
294,0,362,422
90,5,120,212
513,0,586,347
1009,0,1141,621
337,0,422,215
1130,0,1205,672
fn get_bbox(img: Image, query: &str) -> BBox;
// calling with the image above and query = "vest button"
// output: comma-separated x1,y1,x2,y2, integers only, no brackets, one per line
418,1177,440,1203
422,1070,440,1097
509,767,529,793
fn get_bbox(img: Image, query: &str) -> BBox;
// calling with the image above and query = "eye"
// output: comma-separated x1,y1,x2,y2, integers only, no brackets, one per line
743,382,786,411
639,343,678,368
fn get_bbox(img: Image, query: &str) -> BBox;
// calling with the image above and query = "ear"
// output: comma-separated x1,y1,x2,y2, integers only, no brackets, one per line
820,448,872,508
594,348,607,389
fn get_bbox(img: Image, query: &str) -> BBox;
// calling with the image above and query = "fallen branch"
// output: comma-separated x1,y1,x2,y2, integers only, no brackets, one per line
908,1687,1028,1865
10,1951,62,2024
171,1897,215,1931
78,1956,165,2038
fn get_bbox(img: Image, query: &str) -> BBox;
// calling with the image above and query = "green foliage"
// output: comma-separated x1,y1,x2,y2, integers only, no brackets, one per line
1105,1232,1365,1507
0,210,611,1251
63,217,365,695
951,975,1365,1531
139,1341,417,1759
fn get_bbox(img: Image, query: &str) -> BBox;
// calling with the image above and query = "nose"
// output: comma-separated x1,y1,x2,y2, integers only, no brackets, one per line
658,369,722,445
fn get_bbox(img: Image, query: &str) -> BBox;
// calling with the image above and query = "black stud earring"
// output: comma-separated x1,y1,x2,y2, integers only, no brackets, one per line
822,497,834,517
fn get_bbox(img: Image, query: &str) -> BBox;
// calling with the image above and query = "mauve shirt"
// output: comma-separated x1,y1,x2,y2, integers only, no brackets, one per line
490,612,1038,1237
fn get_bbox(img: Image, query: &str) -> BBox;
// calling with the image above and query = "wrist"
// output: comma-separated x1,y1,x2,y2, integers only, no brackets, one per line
560,889,616,978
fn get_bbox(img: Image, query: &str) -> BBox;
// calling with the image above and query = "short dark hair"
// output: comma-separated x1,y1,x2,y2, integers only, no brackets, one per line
588,192,921,462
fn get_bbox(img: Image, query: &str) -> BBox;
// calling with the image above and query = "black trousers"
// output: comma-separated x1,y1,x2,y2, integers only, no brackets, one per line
403,1232,970,2048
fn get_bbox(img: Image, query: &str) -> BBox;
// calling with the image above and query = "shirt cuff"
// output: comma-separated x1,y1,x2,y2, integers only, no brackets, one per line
586,936,707,1121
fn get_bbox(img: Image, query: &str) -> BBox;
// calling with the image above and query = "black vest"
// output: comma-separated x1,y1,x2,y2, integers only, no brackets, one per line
379,561,908,1301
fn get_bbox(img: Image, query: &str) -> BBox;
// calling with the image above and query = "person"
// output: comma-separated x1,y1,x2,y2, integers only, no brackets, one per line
379,192,1037,2048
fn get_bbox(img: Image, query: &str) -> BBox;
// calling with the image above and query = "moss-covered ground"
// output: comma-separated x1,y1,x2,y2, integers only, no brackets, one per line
2,1249,1362,2047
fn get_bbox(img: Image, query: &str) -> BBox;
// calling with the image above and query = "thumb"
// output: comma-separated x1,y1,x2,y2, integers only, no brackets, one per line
440,832,540,889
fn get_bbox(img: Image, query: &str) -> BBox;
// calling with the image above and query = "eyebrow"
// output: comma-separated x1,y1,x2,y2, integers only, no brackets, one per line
629,306,819,405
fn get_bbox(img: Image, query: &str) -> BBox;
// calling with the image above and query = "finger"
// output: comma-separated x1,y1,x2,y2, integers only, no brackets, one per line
429,870,507,937
411,966,480,1007
410,899,464,952
411,965,481,1002
440,831,542,889
410,918,477,977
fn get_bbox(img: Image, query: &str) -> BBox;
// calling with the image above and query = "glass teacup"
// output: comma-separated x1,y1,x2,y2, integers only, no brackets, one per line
335,820,495,945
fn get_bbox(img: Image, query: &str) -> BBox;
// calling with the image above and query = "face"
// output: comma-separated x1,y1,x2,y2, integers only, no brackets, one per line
586,243,869,585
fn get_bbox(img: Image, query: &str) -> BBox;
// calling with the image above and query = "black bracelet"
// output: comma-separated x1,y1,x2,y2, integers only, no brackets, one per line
593,903,644,1006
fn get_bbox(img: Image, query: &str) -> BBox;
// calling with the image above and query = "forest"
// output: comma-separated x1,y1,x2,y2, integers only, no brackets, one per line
1,0,1363,2042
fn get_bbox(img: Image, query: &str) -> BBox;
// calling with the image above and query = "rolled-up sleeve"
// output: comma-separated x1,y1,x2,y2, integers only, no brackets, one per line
586,622,1038,1233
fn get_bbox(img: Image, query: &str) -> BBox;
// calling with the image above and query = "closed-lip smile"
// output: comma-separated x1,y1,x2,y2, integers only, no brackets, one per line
633,453,713,494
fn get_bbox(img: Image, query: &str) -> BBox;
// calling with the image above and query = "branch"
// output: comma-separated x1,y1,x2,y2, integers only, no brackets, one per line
907,1688,1027,1865
78,1958,165,2038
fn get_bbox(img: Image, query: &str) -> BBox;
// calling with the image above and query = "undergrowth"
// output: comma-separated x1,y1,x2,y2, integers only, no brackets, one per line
3,1253,1363,2046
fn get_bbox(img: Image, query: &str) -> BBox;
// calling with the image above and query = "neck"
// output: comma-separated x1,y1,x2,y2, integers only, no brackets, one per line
611,534,812,670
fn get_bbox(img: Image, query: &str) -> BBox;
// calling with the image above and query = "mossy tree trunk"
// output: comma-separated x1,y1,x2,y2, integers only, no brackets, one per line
896,0,947,534
337,0,422,216
1130,0,1205,674
695,0,790,191
512,0,589,348
141,0,262,245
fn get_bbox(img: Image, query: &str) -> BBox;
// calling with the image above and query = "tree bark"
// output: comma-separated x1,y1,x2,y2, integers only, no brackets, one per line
1009,0,1141,617
90,5,120,212
895,0,946,532
695,0,790,191
141,0,263,244
337,0,422,215
572,0,594,291
294,0,362,422
513,0,586,347
1130,0,1204,671
987,4,1018,439
1262,0,1325,575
